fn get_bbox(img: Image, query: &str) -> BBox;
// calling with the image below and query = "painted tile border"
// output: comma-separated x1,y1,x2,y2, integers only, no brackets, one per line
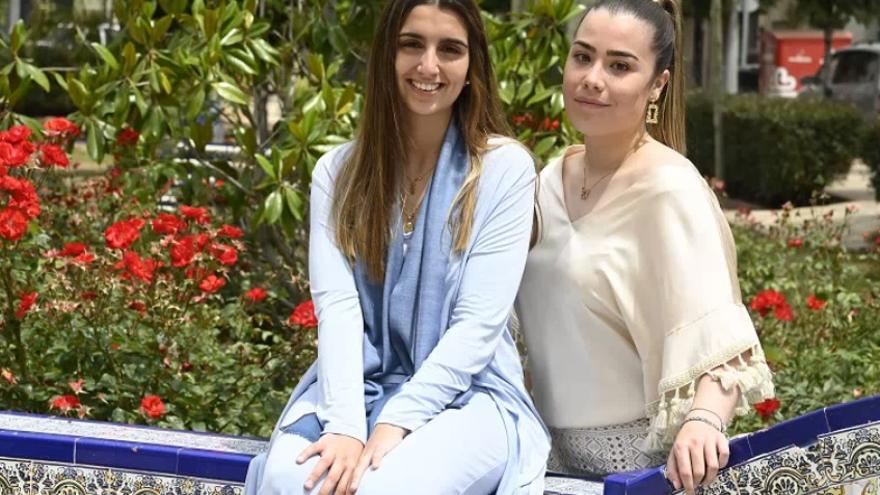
0,393,877,494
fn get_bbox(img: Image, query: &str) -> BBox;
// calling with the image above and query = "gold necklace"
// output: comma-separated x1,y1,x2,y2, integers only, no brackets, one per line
580,155,618,200
400,164,435,234
400,189,425,235
580,138,648,200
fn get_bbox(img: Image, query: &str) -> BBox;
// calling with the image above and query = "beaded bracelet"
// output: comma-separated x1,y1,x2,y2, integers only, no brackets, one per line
689,407,727,433
681,416,724,434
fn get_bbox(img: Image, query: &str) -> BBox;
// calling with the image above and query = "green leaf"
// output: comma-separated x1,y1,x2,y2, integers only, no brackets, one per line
306,54,325,81
256,154,277,181
526,86,554,106
220,27,243,46
68,78,89,111
186,86,206,121
283,187,304,221
533,135,556,156
212,81,249,105
122,42,138,73
22,63,49,91
159,71,172,94
91,42,120,70
10,20,26,54
51,72,69,90
263,191,283,224
225,53,258,75
86,120,105,162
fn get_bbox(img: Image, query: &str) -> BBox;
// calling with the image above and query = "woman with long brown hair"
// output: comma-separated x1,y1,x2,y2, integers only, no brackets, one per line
516,1,774,494
244,1,549,494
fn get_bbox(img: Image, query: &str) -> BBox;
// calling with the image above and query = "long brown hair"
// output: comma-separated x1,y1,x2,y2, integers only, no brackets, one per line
577,0,686,153
333,0,511,281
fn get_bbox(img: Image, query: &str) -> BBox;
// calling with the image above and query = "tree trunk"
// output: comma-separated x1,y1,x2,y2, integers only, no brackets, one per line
7,0,21,33
822,25,834,96
711,0,725,179
725,0,741,94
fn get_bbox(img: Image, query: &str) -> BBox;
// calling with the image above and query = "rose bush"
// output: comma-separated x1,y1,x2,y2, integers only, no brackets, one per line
0,121,317,436
729,204,880,434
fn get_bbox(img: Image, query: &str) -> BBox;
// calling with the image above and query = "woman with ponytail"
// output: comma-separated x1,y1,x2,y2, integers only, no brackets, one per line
245,1,549,494
515,1,774,493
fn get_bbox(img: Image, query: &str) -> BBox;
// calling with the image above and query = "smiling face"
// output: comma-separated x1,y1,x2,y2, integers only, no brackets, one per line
563,8,670,138
395,5,470,125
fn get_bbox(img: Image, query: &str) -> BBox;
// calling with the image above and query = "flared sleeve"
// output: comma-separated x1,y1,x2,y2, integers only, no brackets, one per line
619,173,774,450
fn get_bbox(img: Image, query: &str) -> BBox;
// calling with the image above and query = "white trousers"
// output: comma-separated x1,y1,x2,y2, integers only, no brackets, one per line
245,393,508,495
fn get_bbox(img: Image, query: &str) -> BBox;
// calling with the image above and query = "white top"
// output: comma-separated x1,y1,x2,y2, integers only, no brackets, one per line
516,146,773,448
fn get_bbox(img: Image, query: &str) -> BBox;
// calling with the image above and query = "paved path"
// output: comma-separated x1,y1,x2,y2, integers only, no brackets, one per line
724,161,880,251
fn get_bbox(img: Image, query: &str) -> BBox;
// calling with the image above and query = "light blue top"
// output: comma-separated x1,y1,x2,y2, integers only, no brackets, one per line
271,128,549,494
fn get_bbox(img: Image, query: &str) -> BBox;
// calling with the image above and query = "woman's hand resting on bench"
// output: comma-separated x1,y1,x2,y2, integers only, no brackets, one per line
297,433,364,495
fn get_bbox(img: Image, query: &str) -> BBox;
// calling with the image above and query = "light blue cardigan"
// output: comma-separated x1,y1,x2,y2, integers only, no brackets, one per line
271,131,549,494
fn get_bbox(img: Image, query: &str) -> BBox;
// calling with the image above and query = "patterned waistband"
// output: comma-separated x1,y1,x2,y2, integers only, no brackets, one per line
547,418,668,477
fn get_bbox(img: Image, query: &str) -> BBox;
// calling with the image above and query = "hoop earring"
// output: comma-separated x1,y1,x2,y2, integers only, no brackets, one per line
646,101,660,124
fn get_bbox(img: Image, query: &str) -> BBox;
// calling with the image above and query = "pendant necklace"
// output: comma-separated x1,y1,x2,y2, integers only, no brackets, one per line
401,168,431,235
580,154,618,200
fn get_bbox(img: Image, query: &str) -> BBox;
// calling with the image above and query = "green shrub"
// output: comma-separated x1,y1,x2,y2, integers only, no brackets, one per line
863,117,880,200
687,94,865,206
728,206,880,433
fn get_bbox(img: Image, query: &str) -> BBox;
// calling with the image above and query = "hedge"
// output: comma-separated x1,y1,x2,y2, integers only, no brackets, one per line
686,93,865,206
863,118,880,200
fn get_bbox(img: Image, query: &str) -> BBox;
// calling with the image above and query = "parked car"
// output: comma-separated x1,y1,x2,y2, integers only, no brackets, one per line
800,43,880,118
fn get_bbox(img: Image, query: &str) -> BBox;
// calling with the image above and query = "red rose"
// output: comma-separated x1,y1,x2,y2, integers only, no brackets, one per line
14,291,37,319
0,164,7,177
787,238,803,248
39,144,69,168
60,242,87,257
244,287,268,303
806,294,827,311
749,289,787,318
217,224,244,239
774,302,794,322
288,300,318,328
0,208,29,241
43,117,80,138
199,274,226,294
114,251,158,283
753,397,781,421
104,218,145,250
152,213,187,235
180,205,210,224
116,128,139,147
0,142,32,167
73,252,96,265
129,300,147,314
139,394,166,419
185,266,208,280
210,243,238,266
51,394,81,412
170,235,198,267
0,125,32,143
1,176,40,219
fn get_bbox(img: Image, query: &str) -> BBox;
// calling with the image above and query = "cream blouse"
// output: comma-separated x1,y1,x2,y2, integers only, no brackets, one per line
516,146,774,450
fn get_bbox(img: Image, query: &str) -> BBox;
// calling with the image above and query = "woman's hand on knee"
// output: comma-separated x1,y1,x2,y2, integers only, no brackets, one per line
665,420,729,495
297,433,364,495
348,423,408,493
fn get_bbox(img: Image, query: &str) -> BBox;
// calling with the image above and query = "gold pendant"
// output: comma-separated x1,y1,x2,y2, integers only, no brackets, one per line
403,220,414,235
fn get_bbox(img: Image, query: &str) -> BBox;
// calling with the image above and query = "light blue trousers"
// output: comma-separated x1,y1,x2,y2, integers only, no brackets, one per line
245,392,507,495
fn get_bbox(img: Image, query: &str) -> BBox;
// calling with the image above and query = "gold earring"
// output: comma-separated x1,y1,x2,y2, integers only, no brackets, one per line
646,100,659,124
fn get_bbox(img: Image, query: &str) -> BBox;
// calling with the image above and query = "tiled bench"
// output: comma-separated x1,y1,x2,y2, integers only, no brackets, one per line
1,394,878,494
